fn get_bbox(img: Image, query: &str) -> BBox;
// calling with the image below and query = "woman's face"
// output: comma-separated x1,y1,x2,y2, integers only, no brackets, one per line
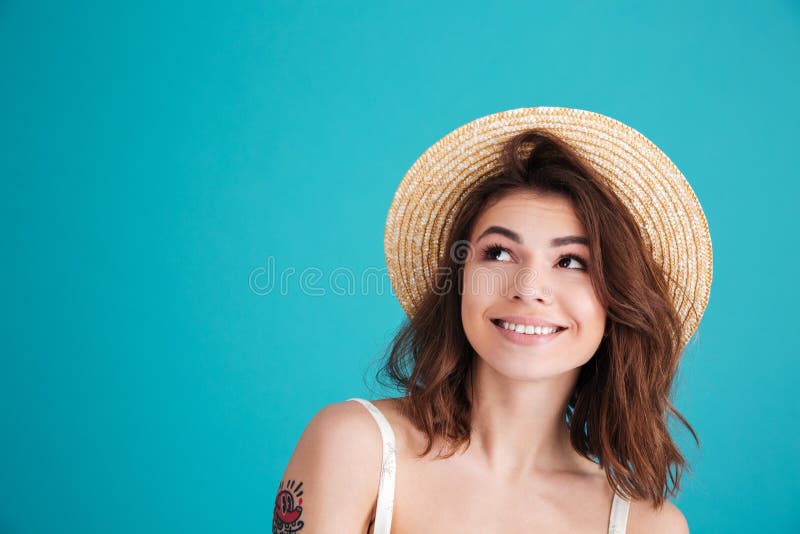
461,190,606,382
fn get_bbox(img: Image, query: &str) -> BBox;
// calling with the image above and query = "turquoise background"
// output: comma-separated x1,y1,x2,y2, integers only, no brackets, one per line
2,1,798,532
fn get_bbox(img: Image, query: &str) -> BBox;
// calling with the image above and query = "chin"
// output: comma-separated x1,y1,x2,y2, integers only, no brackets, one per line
473,349,587,383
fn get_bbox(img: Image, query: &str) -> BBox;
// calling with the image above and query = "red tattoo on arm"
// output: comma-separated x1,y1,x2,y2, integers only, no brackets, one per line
273,479,304,533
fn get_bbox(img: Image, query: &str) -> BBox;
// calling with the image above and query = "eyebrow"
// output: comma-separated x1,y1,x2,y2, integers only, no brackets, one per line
475,225,589,247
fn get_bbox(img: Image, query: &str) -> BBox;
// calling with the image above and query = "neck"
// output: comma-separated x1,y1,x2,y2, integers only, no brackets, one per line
464,357,584,481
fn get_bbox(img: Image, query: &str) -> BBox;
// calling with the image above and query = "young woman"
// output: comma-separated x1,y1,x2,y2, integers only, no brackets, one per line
273,107,713,533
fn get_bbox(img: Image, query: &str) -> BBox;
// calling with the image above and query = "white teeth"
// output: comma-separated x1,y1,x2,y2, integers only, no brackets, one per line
499,321,560,335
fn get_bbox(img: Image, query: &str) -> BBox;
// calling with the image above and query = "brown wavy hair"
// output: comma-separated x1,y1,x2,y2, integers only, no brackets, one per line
375,129,699,508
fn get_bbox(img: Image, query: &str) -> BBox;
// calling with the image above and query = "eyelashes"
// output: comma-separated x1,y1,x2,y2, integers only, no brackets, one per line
479,243,589,270
480,244,513,262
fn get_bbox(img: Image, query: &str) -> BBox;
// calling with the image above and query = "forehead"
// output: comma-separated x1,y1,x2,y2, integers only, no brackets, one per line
470,191,584,238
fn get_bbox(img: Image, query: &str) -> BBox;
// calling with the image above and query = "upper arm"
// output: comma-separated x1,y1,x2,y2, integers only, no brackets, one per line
274,401,382,534
630,498,689,534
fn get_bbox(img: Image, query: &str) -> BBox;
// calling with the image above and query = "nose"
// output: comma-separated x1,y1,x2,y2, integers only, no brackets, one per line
511,266,553,303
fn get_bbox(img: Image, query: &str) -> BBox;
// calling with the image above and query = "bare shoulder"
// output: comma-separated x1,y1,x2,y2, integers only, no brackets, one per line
304,399,385,457
274,400,383,533
628,497,690,534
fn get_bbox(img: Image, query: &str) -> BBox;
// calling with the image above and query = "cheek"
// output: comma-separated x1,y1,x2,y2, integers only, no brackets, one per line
461,265,504,329
460,280,485,327
561,283,606,330
462,263,511,301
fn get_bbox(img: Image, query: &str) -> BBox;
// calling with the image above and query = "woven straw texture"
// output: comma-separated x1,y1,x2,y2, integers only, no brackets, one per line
384,107,713,349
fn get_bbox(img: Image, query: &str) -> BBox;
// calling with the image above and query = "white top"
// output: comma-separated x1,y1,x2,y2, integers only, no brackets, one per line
348,397,631,534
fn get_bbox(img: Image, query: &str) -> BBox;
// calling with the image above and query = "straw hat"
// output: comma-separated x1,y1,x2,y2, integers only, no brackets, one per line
384,107,713,349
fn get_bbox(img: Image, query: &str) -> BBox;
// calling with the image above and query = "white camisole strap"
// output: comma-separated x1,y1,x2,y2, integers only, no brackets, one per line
347,398,396,534
608,492,631,534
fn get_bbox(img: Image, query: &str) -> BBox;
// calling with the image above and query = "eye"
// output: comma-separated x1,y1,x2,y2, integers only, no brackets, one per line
557,253,588,270
481,244,513,262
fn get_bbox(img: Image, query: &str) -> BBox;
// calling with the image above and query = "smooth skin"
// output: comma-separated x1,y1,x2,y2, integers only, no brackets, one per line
277,191,689,533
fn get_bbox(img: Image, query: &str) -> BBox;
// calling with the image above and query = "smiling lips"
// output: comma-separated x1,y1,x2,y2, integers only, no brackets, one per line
493,319,563,335
490,317,567,345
